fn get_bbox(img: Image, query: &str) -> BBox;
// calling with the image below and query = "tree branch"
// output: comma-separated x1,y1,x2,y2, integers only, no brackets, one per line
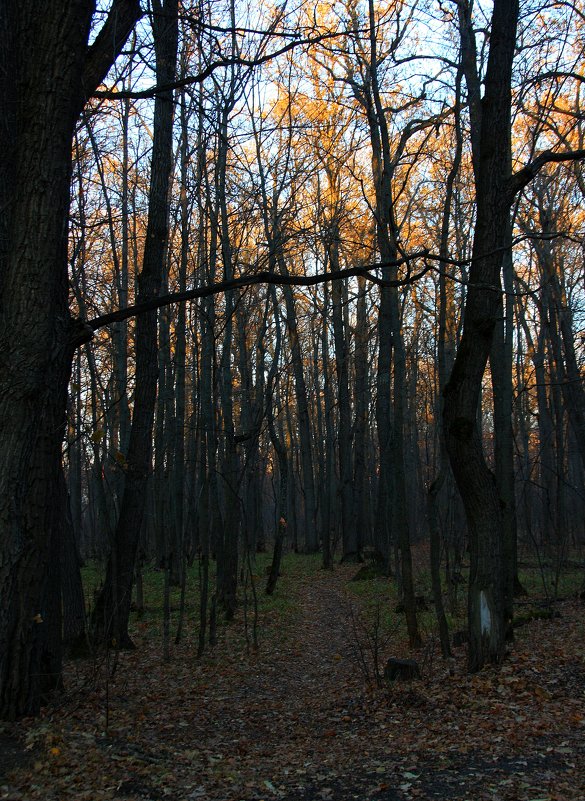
92,30,344,100
86,253,431,331
508,149,585,197
70,231,576,347
81,0,143,107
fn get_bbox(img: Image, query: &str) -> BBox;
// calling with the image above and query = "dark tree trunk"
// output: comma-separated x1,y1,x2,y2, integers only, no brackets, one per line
0,0,139,719
60,469,88,652
216,97,240,622
332,273,357,561
321,287,337,568
266,406,288,594
354,0,421,646
353,275,370,549
427,69,462,660
489,236,520,621
281,278,319,553
444,0,519,670
92,0,178,648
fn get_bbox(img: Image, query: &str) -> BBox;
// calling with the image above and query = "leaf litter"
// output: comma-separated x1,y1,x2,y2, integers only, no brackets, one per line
1,561,585,801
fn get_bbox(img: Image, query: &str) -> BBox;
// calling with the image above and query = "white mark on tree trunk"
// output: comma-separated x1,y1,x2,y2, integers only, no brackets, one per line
480,591,492,635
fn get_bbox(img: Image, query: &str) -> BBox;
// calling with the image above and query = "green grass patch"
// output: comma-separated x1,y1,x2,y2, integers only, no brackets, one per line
81,550,322,650
517,559,583,599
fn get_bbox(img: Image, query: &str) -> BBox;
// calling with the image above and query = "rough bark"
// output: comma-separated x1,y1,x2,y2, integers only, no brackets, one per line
0,0,139,719
444,0,519,671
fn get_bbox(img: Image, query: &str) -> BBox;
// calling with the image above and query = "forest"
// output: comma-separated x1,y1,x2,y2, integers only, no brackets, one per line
1,0,585,795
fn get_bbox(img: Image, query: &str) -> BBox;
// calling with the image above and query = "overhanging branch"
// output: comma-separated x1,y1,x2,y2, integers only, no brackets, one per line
508,149,585,197
93,30,345,100
87,252,431,330
71,231,578,347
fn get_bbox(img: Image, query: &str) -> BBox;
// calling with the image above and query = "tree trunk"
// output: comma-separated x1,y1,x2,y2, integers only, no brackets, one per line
0,0,139,719
353,275,370,550
355,0,421,646
321,287,337,568
444,0,519,671
332,272,357,561
281,278,319,553
61,469,88,652
92,0,178,647
489,235,520,620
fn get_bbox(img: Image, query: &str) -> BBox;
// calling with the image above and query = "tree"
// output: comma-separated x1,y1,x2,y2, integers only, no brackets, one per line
92,0,179,647
337,0,423,645
0,0,140,719
444,0,585,670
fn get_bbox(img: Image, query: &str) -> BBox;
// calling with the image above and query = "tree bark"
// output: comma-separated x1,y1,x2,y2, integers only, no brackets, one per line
444,0,519,670
0,0,139,719
92,0,178,647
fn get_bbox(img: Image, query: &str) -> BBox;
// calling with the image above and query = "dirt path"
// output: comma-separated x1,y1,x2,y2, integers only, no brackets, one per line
2,563,585,801
163,565,382,800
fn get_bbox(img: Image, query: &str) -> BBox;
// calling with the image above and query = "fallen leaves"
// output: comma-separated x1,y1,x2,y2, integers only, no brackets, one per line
2,562,585,801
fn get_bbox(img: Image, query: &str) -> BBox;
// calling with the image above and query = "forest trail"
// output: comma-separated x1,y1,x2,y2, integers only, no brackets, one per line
2,561,585,801
162,564,383,800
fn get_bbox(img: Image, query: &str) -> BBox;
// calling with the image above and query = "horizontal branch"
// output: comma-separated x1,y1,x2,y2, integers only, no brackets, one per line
69,230,576,348
523,70,585,87
86,252,431,331
508,148,585,197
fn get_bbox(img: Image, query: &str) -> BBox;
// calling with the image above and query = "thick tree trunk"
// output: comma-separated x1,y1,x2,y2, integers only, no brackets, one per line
0,2,88,718
0,0,139,720
490,236,521,617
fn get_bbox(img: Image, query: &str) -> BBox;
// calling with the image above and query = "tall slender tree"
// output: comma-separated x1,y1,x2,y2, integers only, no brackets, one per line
92,0,179,647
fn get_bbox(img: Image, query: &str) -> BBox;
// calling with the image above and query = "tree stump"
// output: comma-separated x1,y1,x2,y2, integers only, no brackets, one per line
383,657,421,683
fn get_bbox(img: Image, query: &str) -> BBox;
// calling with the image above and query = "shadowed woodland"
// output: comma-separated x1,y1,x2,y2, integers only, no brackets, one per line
1,0,585,797
2,556,585,800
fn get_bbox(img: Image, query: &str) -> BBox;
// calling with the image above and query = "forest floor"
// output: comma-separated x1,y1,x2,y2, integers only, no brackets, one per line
1,555,585,801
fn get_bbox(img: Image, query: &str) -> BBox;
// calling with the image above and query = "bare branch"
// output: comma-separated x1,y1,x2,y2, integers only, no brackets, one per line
92,30,345,100
69,231,578,347
86,253,431,331
82,0,142,106
508,149,585,197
